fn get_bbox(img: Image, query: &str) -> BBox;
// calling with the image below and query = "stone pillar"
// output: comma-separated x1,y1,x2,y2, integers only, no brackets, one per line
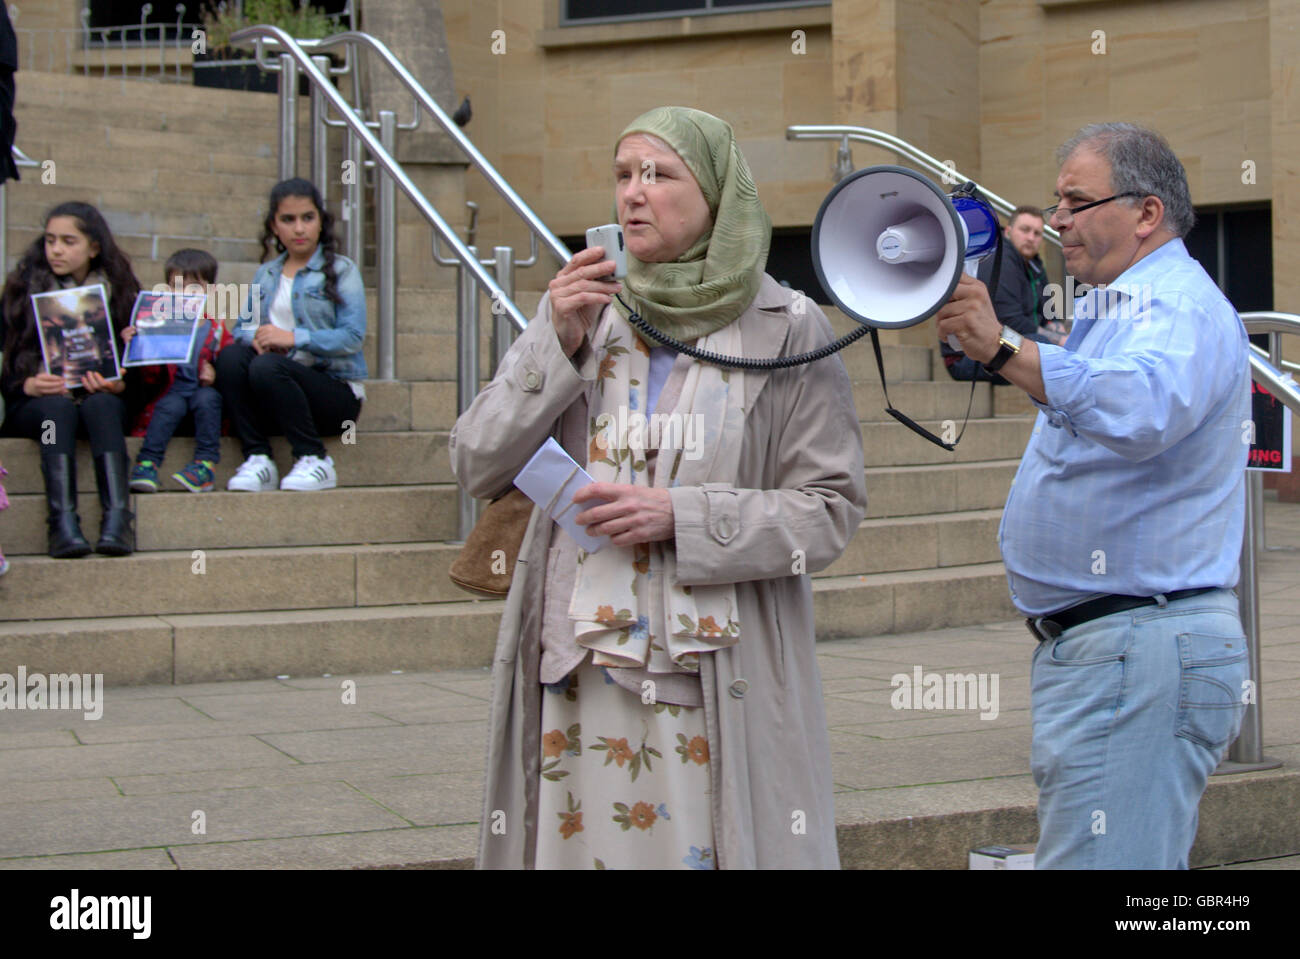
830,0,981,346
359,0,470,290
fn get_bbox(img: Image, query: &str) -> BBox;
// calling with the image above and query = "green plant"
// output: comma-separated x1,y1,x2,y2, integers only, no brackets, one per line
202,0,342,54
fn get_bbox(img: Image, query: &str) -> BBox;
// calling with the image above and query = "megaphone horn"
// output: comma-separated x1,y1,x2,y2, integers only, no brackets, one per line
811,165,1000,331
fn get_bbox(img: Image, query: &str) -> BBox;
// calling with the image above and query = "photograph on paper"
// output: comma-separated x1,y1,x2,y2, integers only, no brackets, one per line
31,284,121,389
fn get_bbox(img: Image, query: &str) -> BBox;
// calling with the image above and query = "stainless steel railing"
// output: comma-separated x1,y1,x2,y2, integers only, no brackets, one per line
786,123,1065,251
1225,312,1300,773
230,25,571,540
242,29,572,281
0,145,44,272
12,4,201,82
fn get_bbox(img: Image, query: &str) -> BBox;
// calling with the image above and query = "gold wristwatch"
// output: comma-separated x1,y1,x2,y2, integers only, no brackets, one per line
984,326,1024,373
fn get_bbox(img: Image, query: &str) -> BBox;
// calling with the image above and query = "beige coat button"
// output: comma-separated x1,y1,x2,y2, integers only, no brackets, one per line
728,679,748,699
523,370,541,390
717,516,734,539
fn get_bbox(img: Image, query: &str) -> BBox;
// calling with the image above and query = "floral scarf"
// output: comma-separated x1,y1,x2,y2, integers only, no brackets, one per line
568,308,746,673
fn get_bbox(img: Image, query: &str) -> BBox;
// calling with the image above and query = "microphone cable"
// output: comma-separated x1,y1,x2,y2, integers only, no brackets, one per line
614,292,869,371
610,179,1003,450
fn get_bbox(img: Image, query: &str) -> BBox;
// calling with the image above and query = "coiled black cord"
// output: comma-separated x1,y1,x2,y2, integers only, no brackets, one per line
615,293,869,371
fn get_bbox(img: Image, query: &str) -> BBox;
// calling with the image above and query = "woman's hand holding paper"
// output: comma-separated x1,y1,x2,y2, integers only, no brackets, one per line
573,482,674,546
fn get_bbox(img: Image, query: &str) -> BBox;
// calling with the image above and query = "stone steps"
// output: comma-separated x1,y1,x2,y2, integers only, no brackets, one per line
0,486,456,556
0,68,1043,694
0,453,1004,558
0,560,1017,685
0,433,450,495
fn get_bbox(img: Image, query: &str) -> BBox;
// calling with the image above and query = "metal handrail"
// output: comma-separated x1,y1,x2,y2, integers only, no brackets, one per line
12,4,201,82
1243,313,1300,414
1214,310,1300,775
243,29,572,281
785,124,1064,250
1,146,47,272
228,26,530,337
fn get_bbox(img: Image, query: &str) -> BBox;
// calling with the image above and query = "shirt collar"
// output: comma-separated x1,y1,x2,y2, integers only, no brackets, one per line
1100,235,1185,300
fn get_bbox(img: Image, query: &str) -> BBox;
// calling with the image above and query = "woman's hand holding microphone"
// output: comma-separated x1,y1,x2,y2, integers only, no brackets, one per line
548,246,622,358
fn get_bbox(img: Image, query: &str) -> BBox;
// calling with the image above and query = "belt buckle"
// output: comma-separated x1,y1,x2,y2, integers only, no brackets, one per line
1026,617,1062,643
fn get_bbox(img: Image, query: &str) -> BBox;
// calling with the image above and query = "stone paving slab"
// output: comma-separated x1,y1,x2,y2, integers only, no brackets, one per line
0,505,1296,868
0,850,178,870
165,825,478,869
0,781,411,859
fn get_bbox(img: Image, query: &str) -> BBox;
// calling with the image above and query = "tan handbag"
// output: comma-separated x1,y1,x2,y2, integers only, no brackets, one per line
448,487,534,597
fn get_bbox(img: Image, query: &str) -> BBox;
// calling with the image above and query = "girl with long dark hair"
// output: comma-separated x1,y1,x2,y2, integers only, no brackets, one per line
1,202,140,556
216,177,367,491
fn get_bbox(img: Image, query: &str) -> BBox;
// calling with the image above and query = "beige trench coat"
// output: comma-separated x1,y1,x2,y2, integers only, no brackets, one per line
449,274,867,868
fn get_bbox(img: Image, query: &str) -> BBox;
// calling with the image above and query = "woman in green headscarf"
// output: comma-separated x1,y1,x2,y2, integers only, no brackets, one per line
452,106,867,869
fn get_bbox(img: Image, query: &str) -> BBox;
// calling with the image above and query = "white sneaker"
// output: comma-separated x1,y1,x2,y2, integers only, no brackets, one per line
280,454,337,491
227,454,279,492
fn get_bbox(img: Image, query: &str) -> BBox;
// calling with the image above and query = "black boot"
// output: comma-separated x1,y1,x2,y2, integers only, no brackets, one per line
94,451,134,556
42,454,93,559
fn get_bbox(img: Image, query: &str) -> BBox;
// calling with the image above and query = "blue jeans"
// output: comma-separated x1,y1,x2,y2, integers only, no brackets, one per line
1030,588,1249,869
139,385,222,465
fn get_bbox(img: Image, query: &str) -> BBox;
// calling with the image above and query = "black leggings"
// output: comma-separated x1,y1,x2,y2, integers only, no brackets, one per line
215,343,361,459
1,392,127,465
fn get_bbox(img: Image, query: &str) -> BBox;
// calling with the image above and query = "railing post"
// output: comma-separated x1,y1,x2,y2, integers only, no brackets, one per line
278,52,297,181
310,54,331,203
1223,475,1279,772
492,245,516,374
1222,335,1283,775
343,125,363,262
457,245,481,542
376,110,398,382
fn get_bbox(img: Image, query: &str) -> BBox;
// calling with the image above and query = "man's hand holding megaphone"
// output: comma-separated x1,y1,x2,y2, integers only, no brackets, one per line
936,274,1047,404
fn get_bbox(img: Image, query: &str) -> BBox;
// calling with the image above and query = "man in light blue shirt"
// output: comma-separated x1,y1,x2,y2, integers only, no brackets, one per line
937,122,1251,869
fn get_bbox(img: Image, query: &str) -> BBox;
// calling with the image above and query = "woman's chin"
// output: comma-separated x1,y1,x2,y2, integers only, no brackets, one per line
626,244,672,264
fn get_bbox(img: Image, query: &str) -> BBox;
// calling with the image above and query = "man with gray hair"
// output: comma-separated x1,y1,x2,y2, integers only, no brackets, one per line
936,122,1251,868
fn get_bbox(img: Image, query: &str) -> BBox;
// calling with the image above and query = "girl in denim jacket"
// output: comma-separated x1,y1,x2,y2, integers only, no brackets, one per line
216,178,367,491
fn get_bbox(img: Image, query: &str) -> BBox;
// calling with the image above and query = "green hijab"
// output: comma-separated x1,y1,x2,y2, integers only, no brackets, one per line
613,106,772,344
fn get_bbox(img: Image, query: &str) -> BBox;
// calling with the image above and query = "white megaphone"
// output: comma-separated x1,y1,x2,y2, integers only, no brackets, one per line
811,165,1000,348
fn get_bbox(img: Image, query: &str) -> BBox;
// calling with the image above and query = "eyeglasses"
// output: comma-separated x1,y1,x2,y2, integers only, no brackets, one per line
1043,192,1145,225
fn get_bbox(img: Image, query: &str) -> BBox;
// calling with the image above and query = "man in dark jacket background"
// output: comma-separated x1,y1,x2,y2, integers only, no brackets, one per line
943,205,1054,382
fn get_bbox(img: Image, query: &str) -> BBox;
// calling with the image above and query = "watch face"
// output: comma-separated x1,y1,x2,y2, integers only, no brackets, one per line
1000,326,1024,349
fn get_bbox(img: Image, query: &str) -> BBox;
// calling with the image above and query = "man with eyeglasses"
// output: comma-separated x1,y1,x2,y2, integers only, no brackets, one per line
936,122,1251,869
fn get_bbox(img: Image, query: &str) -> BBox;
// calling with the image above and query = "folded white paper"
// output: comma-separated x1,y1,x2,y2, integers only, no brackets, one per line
514,437,608,552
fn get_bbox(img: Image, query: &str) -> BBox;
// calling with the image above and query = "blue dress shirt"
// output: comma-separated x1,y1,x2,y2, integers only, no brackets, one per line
999,237,1251,616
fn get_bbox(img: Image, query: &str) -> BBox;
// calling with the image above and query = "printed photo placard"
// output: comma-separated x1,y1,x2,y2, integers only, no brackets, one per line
122,291,208,367
31,284,121,389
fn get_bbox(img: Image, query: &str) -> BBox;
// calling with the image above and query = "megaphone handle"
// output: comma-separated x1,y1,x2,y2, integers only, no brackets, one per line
947,257,988,351
869,326,978,452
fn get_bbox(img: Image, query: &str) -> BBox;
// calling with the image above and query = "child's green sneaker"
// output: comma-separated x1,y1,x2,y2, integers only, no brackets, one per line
173,460,216,493
130,459,160,493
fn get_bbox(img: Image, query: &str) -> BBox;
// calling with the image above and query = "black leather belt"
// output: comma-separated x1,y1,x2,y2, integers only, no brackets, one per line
1026,587,1220,642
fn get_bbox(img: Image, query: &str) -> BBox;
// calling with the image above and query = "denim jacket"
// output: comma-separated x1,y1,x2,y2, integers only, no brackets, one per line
237,246,368,381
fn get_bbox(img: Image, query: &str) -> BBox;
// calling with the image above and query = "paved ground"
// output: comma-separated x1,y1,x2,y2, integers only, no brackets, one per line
2,499,1298,869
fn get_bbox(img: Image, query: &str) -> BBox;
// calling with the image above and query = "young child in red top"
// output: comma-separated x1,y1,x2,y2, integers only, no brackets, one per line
125,249,232,492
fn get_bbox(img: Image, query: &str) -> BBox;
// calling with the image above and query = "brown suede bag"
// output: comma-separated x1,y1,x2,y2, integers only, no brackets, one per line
448,488,534,597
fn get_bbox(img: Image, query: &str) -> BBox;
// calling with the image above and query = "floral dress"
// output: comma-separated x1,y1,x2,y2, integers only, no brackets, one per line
535,657,716,869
